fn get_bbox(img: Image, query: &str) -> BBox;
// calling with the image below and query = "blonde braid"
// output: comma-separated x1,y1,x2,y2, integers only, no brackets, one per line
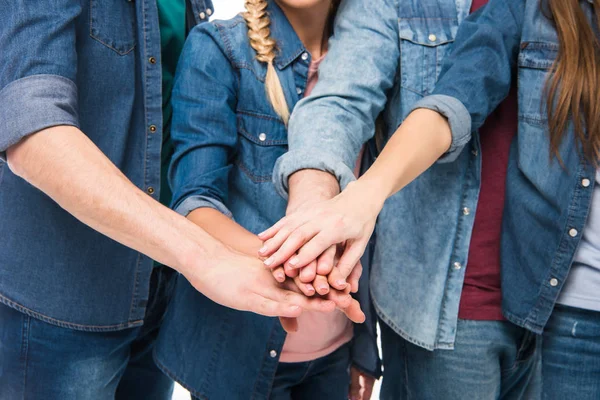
243,0,291,124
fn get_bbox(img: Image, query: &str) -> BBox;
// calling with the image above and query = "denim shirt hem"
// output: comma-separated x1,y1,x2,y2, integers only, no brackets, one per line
0,292,143,332
0,74,80,162
410,94,471,163
273,149,355,199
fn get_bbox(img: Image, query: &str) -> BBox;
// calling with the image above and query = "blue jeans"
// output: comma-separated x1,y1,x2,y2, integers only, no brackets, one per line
269,341,351,400
380,319,541,400
0,266,176,399
542,304,600,400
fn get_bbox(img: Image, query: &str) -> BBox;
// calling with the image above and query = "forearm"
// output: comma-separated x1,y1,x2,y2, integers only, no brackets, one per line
287,169,341,213
6,125,221,272
187,208,263,256
355,109,452,203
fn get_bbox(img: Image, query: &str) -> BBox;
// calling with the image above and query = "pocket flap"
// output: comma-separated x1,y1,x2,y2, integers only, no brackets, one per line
237,111,288,146
399,18,458,46
518,42,558,70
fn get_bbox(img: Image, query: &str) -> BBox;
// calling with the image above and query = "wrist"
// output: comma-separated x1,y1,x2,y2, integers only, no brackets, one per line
287,169,340,213
344,179,386,217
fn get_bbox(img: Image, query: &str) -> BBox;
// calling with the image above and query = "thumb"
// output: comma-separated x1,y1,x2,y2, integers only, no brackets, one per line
337,239,368,280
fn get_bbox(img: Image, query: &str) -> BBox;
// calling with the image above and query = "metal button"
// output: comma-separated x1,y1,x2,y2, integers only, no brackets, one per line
428,34,437,42
471,149,478,156
550,278,559,287
569,228,578,238
463,207,470,216
582,178,591,188
199,12,206,19
149,125,157,133
206,8,212,16
296,87,303,95
269,350,277,358
301,52,309,61
148,57,157,64
147,187,155,195
453,262,462,270
258,133,267,142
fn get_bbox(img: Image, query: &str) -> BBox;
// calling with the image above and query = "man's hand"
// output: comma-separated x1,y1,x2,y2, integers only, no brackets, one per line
349,367,376,400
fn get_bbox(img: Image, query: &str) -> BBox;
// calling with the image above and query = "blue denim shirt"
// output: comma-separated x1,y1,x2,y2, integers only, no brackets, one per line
153,4,380,399
412,0,598,334
0,0,212,331
274,0,476,350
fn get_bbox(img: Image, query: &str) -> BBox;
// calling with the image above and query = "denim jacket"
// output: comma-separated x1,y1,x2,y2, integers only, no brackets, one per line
153,4,380,399
413,0,598,334
274,0,475,350
0,0,211,331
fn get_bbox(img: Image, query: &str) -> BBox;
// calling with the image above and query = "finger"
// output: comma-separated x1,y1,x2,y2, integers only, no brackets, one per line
349,367,361,400
313,275,330,295
258,217,288,242
316,245,337,275
285,229,344,271
266,224,321,270
363,375,376,400
299,260,317,283
250,295,304,318
335,239,369,280
328,267,349,291
274,285,336,313
294,275,316,297
284,263,299,278
325,289,353,310
279,317,298,333
340,298,366,324
347,261,363,294
272,266,286,283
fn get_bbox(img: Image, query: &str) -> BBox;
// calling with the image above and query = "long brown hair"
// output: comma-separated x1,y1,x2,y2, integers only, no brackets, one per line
545,0,600,164
243,0,341,125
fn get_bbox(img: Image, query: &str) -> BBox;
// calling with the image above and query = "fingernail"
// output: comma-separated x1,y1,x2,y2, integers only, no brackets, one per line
306,284,315,294
289,305,300,312
258,246,268,255
276,273,285,281
288,256,299,266
264,257,274,266
336,280,347,288
318,285,328,291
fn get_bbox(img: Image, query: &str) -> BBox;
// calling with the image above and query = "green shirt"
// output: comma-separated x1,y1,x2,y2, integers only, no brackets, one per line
157,0,186,207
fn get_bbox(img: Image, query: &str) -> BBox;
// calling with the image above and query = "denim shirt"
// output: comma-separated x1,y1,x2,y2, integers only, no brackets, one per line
413,0,598,334
0,0,212,331
153,5,380,399
274,0,475,350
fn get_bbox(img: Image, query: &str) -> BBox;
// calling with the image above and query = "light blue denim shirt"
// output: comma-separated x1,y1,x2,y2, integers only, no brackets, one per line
0,1,212,330
274,0,476,351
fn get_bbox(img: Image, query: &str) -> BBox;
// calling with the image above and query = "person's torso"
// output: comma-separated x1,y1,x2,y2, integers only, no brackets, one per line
0,0,211,330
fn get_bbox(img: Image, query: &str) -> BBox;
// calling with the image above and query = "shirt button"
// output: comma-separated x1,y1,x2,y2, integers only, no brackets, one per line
301,52,309,61
569,228,578,237
428,34,437,42
269,350,277,358
199,12,206,19
471,149,478,156
258,133,267,142
147,187,155,195
206,8,213,16
296,87,303,95
149,125,157,133
582,178,591,187
148,57,157,64
453,262,462,270
550,278,559,287
462,207,470,216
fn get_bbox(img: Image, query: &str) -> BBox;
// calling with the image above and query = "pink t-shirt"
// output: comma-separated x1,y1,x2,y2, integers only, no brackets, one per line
279,54,355,363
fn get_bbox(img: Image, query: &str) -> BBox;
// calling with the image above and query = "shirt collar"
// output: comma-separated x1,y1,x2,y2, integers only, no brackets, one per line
266,2,307,69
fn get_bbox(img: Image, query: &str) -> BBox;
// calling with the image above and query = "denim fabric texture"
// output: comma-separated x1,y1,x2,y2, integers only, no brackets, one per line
0,0,212,330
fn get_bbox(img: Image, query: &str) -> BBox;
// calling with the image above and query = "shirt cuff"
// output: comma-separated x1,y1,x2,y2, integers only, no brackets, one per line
174,195,233,219
410,94,472,163
273,149,357,199
0,74,79,162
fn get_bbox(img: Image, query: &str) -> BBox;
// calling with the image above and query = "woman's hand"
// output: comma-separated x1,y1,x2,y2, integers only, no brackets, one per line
349,367,376,400
258,180,385,286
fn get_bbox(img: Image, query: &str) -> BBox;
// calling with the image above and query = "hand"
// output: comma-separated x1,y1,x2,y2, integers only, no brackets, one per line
349,367,376,400
259,180,384,285
180,245,337,320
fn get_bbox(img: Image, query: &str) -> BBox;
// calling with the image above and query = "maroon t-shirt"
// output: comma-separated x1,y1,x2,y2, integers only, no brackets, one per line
457,0,518,320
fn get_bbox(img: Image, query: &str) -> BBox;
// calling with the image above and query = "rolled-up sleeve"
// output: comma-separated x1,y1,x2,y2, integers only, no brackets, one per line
168,24,236,220
273,0,400,197
409,0,524,162
0,1,81,161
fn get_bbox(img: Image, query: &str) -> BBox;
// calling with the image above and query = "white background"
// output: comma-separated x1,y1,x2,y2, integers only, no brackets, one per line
173,2,382,399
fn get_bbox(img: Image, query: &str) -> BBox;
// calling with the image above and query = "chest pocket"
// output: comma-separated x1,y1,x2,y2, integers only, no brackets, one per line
399,18,458,96
236,112,288,183
90,0,137,55
517,42,557,125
